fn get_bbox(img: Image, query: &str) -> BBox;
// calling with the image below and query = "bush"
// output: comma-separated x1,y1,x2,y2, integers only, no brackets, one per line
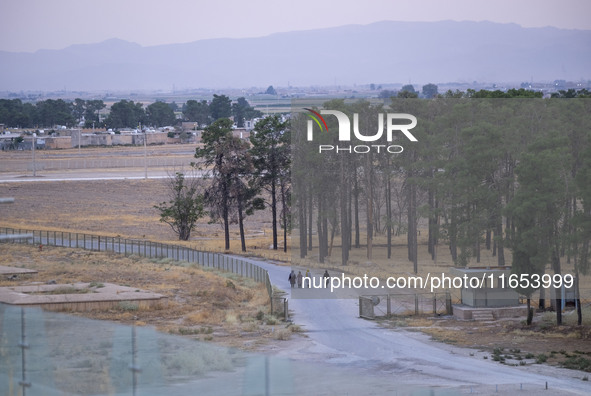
536,354,548,364
561,356,591,372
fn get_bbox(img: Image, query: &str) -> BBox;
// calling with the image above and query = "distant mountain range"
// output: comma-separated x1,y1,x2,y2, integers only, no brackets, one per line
1,20,589,91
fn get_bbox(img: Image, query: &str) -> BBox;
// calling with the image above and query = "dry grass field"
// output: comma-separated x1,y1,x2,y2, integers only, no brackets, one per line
0,178,290,259
0,243,301,350
0,175,297,352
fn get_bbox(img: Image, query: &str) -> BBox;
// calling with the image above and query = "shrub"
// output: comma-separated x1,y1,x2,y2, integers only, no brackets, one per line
536,354,548,364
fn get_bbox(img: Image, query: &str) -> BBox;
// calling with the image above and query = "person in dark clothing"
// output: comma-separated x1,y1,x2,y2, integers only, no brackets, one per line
289,269,296,288
323,270,330,288
297,271,303,288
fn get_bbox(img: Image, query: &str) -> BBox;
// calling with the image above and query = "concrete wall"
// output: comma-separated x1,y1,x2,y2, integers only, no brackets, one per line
44,136,72,149
111,134,133,145
131,133,168,145
72,132,169,147
461,287,520,307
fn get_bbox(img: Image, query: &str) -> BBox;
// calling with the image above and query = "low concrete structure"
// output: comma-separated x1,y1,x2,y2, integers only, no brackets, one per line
0,282,167,312
450,266,525,321
452,304,528,321
450,267,520,308
0,265,38,276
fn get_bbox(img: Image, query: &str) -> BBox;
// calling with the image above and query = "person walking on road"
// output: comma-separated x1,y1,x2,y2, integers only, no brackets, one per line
323,270,330,288
289,269,296,288
297,271,303,288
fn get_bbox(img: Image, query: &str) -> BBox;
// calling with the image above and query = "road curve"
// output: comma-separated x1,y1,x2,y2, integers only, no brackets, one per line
239,257,591,395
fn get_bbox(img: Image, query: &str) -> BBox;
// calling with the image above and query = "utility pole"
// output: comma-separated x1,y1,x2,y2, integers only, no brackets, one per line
142,124,147,180
31,133,36,177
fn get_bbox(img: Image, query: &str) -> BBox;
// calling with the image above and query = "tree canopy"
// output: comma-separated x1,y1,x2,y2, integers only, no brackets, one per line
154,172,206,240
146,101,176,127
104,100,146,129
209,94,232,121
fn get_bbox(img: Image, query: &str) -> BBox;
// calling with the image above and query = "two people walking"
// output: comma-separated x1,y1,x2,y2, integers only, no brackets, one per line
289,269,303,288
289,269,331,288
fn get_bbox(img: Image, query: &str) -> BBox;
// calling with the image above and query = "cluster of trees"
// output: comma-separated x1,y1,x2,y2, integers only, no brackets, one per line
156,115,290,253
293,93,590,325
0,95,262,130
378,86,548,100
104,100,177,129
182,94,262,128
378,83,438,99
0,98,105,128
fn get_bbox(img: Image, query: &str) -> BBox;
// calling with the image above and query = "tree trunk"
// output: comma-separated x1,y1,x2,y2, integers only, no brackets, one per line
271,178,278,250
496,194,505,266
407,180,417,269
308,191,313,251
340,155,350,265
354,172,360,248
366,154,373,260
299,186,307,258
281,180,288,253
238,196,246,252
449,204,458,263
428,184,436,260
576,270,582,326
222,183,230,251
526,297,532,325
328,221,336,257
386,170,392,259
552,247,562,325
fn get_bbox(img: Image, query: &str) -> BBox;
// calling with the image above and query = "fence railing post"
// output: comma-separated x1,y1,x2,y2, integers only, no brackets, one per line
446,290,453,315
433,294,437,315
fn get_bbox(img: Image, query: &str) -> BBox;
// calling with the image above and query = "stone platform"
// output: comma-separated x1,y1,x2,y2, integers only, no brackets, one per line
0,265,38,276
0,282,168,311
453,304,528,321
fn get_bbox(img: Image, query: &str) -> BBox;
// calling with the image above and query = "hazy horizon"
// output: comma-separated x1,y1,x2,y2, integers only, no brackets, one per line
1,0,590,53
2,20,589,91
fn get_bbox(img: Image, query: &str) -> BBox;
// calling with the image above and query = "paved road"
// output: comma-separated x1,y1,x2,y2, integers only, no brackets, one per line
241,257,591,395
0,169,206,182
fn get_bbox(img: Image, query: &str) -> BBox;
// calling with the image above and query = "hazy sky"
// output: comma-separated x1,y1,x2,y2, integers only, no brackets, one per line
1,0,589,52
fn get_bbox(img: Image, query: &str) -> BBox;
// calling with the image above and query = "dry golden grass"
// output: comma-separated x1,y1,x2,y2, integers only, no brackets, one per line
0,243,281,350
380,313,591,370
0,178,292,261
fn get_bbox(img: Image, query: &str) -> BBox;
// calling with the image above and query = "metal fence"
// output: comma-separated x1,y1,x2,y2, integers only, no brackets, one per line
2,156,192,172
0,227,274,311
359,291,456,320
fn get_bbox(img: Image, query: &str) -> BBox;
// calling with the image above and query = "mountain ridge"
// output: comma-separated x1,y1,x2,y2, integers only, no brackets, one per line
1,20,589,91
